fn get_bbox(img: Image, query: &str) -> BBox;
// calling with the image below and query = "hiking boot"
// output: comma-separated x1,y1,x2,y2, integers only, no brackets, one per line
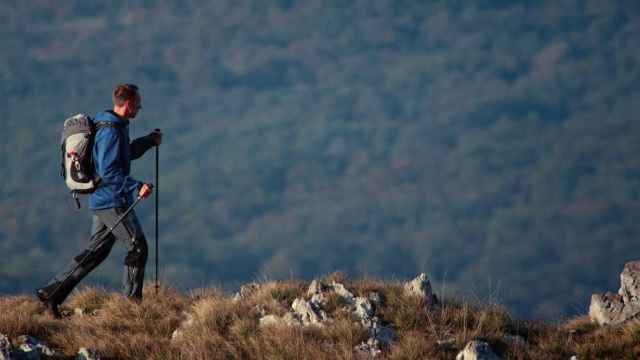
36,288,62,319
40,300,62,318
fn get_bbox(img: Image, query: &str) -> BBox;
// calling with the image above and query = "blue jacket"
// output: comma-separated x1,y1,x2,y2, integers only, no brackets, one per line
89,111,154,210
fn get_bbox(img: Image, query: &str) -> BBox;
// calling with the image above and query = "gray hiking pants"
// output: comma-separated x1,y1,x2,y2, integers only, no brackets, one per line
43,205,148,304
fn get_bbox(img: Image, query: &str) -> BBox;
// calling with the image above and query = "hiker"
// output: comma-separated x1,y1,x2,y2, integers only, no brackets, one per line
37,84,163,317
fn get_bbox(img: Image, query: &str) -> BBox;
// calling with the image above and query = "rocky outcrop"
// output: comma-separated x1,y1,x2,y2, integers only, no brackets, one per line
590,261,640,326
240,274,441,357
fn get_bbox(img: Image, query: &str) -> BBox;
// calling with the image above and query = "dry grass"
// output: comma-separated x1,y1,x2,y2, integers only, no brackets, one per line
1,276,640,359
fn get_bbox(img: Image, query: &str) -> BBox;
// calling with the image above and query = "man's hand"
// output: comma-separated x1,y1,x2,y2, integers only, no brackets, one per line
149,129,163,146
139,183,154,198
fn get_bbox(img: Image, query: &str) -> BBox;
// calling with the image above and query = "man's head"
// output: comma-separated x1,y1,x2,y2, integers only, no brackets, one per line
113,83,142,120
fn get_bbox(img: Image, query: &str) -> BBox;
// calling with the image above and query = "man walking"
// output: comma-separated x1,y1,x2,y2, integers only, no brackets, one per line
37,84,163,317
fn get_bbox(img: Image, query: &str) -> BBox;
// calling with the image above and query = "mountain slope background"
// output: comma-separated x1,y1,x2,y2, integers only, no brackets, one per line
1,0,639,321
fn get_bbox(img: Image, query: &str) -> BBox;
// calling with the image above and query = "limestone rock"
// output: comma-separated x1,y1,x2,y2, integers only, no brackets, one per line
354,338,382,358
259,314,283,326
291,298,329,326
250,304,266,319
352,297,373,319
331,282,354,304
307,279,324,297
172,311,195,339
18,335,58,358
619,261,640,303
0,334,13,360
590,261,640,325
455,340,500,360
17,343,40,360
437,338,456,349
77,347,102,360
233,283,260,301
589,292,626,326
404,273,439,306
357,317,395,346
308,280,328,305
368,292,382,307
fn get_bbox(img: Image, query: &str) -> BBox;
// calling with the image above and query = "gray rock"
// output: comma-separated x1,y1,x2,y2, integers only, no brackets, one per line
1,334,60,360
18,343,40,360
368,292,382,307
259,314,283,327
250,304,266,319
354,338,382,358
437,338,456,349
330,282,354,304
619,261,640,303
307,280,324,297
589,292,626,326
590,261,640,325
171,329,183,339
18,335,58,358
172,311,195,339
404,273,439,306
308,280,329,305
291,298,329,326
0,334,13,360
352,297,373,319
233,283,260,301
404,273,431,297
357,317,395,346
77,347,102,360
455,340,500,360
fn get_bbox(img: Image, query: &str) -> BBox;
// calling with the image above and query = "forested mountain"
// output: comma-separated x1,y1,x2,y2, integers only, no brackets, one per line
1,0,639,321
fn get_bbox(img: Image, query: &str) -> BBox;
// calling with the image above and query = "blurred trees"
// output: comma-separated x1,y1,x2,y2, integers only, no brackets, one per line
1,0,639,320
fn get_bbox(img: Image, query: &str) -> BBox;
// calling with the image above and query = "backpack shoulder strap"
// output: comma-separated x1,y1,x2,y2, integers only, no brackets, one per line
95,121,117,131
91,122,125,190
94,121,126,145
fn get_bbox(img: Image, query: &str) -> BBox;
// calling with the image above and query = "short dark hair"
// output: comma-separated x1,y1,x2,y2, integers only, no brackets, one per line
113,84,139,106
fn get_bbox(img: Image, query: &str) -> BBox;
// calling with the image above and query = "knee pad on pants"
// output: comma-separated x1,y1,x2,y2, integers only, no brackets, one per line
75,245,110,266
125,236,148,268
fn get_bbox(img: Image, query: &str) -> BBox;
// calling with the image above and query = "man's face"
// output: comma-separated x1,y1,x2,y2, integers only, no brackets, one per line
127,93,142,119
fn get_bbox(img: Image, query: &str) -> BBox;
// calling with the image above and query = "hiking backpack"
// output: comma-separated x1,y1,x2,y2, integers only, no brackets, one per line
60,114,114,208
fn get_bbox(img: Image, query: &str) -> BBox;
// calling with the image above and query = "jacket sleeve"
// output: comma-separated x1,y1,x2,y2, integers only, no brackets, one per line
130,135,155,160
94,127,142,197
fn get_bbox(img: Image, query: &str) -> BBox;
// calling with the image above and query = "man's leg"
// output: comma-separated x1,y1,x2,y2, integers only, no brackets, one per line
123,236,148,302
116,207,148,302
37,213,117,311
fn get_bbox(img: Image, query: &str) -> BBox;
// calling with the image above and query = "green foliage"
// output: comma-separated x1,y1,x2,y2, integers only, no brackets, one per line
0,0,639,321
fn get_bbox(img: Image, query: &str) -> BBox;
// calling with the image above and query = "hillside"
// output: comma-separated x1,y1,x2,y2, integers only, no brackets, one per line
2,275,640,359
1,1,639,321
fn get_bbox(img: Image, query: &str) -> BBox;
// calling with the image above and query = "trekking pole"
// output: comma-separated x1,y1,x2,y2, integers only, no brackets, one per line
154,128,160,295
45,195,146,302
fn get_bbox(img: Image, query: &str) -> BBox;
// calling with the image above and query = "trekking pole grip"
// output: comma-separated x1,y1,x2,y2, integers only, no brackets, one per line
154,128,161,146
